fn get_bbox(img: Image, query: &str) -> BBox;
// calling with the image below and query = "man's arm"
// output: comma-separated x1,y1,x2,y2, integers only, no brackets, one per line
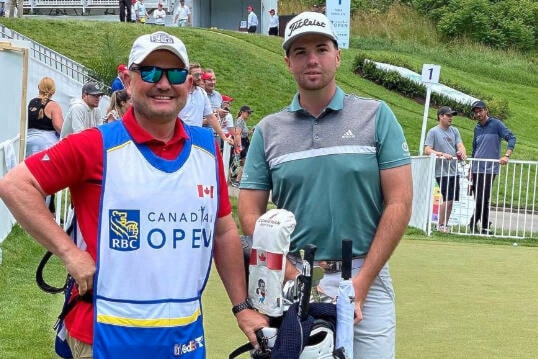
351,164,412,324
0,163,95,295
206,113,233,145
213,213,268,347
238,189,270,236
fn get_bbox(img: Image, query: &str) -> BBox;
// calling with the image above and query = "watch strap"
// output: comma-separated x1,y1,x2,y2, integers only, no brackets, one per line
232,299,252,315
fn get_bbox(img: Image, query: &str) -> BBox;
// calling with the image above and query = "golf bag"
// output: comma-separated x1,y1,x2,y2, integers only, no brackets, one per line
231,209,347,359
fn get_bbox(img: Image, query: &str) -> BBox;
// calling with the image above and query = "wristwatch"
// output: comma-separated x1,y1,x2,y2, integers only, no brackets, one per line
232,298,253,315
505,153,511,158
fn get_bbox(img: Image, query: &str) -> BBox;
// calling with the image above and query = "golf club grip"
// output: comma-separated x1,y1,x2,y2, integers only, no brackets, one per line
297,244,317,321
342,239,352,280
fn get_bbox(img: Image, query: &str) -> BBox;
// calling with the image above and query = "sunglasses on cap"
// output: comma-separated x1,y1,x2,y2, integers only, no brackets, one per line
130,66,189,85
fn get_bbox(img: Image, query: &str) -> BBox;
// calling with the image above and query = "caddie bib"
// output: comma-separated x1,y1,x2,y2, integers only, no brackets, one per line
93,121,219,358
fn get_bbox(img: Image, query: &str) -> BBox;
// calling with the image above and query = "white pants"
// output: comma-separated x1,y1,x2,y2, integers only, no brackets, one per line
25,128,58,157
319,259,396,359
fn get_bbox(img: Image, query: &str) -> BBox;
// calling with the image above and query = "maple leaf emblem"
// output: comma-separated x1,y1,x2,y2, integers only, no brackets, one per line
258,252,266,262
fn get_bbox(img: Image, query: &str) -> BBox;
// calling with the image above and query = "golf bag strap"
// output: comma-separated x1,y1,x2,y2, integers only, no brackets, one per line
53,290,93,330
36,212,76,294
228,342,254,359
36,251,68,294
229,328,272,359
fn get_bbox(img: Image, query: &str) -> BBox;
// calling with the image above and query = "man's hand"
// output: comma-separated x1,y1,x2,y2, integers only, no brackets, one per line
63,248,96,296
235,309,269,349
221,135,234,145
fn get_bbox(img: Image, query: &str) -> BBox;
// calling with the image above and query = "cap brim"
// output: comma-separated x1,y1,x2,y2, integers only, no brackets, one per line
283,32,337,51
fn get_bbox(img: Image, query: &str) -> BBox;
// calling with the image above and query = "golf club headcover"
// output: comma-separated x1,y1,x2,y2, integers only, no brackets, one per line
249,209,296,317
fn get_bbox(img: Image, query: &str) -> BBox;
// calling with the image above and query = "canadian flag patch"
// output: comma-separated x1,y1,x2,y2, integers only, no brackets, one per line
197,185,214,198
249,249,284,270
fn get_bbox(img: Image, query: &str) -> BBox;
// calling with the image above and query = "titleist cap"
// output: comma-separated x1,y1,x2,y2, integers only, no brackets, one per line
282,11,338,51
128,31,189,68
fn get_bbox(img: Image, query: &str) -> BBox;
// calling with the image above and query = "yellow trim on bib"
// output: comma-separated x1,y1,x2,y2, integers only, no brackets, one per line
97,307,201,328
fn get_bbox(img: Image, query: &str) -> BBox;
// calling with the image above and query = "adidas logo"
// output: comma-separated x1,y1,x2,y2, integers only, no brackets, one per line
341,130,355,139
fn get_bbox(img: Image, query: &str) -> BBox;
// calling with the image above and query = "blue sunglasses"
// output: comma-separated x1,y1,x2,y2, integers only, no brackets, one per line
130,66,189,85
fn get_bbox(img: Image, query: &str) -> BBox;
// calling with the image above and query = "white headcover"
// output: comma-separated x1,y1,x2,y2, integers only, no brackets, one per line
248,209,295,317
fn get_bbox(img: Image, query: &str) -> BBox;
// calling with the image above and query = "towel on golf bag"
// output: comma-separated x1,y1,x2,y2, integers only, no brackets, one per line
249,209,295,317
271,302,337,359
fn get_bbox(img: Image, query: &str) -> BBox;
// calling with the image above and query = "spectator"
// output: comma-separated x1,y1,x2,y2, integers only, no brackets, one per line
469,100,516,235
8,0,22,18
424,106,467,233
179,63,232,146
134,0,148,23
118,0,131,22
173,0,191,27
60,82,104,138
232,105,254,186
26,77,64,216
0,0,5,17
103,89,131,123
111,64,128,92
0,30,268,358
247,5,258,33
201,69,222,110
238,12,412,358
130,0,137,22
218,94,235,149
268,8,279,36
26,77,64,157
152,2,166,26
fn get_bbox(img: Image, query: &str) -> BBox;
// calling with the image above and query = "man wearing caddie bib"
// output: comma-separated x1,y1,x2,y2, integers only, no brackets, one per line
0,31,268,358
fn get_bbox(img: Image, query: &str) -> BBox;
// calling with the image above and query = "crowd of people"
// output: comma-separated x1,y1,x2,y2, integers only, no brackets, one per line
115,0,190,26
0,7,519,359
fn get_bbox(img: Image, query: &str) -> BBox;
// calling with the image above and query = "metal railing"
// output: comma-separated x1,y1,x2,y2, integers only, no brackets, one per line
0,24,109,92
429,157,538,239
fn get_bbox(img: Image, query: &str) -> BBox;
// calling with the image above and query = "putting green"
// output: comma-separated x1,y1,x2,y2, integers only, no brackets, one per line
203,239,538,358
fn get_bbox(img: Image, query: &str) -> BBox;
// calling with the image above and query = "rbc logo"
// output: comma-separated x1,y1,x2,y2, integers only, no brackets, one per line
109,210,140,251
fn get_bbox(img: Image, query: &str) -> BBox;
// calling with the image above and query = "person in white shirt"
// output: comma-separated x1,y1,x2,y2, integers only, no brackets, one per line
173,0,191,27
60,82,104,138
247,5,258,33
153,2,166,25
268,8,279,36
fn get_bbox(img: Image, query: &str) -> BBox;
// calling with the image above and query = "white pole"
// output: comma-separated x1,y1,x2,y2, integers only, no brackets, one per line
418,85,432,155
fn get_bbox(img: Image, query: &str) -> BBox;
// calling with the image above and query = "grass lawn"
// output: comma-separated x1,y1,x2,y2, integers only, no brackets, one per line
1,228,537,358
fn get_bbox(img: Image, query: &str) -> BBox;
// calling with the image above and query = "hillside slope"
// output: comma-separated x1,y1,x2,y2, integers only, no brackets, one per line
1,18,537,159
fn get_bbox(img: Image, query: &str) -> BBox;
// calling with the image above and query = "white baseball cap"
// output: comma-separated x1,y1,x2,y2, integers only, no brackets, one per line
282,11,338,52
128,31,190,68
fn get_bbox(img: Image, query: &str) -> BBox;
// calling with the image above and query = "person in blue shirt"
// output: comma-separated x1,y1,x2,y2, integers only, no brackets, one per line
111,64,127,92
469,100,516,234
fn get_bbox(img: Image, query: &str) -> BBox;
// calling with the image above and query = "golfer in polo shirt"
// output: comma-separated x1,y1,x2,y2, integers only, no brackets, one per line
238,11,412,358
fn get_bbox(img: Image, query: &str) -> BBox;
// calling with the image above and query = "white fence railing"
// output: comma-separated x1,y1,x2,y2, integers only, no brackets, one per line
21,0,170,12
411,156,538,239
0,25,109,92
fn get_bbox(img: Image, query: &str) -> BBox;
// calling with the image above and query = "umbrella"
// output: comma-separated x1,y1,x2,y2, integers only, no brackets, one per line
336,239,354,358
